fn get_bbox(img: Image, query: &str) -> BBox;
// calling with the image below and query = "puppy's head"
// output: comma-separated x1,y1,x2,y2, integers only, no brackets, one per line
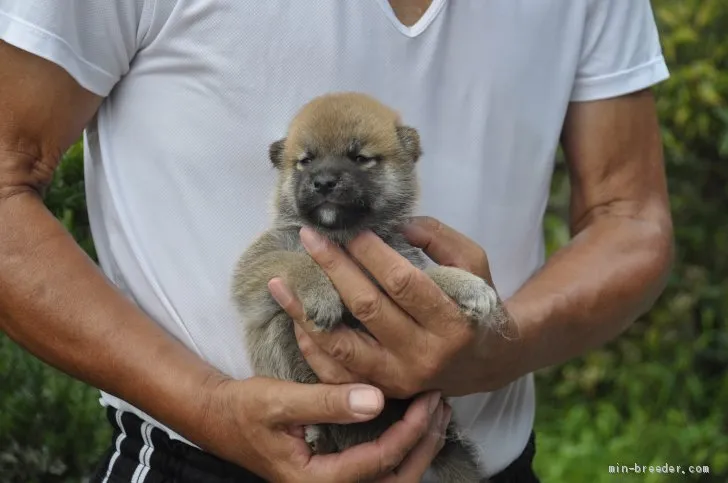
270,92,422,236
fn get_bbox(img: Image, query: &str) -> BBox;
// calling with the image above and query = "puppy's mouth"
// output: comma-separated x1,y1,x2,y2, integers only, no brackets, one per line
304,200,370,230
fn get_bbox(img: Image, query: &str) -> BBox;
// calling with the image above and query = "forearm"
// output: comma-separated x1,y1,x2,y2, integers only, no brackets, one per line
0,190,229,445
504,210,673,375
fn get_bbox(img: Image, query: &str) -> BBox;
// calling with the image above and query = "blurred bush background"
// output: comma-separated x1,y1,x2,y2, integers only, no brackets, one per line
1,0,726,481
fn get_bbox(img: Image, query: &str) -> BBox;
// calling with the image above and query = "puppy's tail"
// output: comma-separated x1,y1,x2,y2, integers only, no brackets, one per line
431,422,485,483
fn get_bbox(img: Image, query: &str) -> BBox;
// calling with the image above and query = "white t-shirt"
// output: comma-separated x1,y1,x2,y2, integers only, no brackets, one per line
0,0,669,478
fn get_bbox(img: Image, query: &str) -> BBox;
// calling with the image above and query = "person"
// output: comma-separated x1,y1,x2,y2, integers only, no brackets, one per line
0,0,674,482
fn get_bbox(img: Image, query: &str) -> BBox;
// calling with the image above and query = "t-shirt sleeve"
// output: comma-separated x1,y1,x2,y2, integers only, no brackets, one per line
0,0,152,97
570,0,670,102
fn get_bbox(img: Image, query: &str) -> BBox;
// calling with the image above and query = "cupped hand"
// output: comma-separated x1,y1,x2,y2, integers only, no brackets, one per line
198,376,451,482
270,216,524,399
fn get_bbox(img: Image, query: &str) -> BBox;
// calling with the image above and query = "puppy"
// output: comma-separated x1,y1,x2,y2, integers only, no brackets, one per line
232,92,502,482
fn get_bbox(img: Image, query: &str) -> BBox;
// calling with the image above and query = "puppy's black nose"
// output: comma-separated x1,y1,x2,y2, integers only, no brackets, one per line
312,173,340,195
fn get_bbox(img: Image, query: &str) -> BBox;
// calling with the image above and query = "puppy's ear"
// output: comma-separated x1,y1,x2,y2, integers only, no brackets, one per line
396,126,422,163
269,138,286,169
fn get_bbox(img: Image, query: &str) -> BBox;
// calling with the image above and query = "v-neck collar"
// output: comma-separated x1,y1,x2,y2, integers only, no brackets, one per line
374,0,447,38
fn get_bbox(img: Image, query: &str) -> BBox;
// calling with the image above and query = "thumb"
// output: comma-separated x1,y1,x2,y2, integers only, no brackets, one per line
401,216,469,265
264,379,385,426
402,216,492,282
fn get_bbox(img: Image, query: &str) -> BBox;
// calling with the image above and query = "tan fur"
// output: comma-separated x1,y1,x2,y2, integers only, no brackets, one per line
232,92,503,482
286,93,401,161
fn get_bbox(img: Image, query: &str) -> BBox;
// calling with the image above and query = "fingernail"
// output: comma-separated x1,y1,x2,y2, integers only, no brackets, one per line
349,387,382,416
268,279,293,307
428,391,442,415
300,226,326,253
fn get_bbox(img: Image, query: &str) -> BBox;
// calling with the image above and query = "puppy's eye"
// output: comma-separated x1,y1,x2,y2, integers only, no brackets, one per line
298,157,312,166
355,155,372,164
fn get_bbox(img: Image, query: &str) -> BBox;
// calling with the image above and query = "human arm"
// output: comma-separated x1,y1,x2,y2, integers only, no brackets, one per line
502,88,673,375
398,88,674,387
0,38,234,459
493,0,675,378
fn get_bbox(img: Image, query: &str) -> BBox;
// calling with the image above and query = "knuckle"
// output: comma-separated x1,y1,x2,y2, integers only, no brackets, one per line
418,359,440,385
349,291,383,322
264,396,287,423
316,254,340,273
296,333,315,356
384,265,418,299
298,342,315,360
413,419,431,442
420,216,443,233
320,389,342,417
329,335,357,365
379,448,406,475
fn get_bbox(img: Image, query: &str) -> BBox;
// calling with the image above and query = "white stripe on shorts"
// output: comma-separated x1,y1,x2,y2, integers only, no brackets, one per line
131,421,155,483
101,409,126,483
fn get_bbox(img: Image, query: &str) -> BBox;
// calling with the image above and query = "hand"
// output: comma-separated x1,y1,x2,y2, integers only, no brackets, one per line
269,216,525,398
197,376,451,483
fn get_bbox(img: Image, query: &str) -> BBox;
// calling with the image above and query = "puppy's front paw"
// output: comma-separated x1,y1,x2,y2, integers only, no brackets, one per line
425,266,499,329
455,275,498,324
305,425,323,453
298,277,344,331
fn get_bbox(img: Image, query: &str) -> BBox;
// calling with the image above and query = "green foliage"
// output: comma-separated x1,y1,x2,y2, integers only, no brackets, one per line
42,142,97,260
534,0,728,481
1,1,727,481
0,336,109,483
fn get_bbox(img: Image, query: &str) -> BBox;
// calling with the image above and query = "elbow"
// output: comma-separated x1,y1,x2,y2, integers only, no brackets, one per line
634,210,674,316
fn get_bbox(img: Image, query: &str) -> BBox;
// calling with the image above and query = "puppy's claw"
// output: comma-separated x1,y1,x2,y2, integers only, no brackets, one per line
456,278,498,323
306,302,344,331
425,266,499,330
299,279,345,331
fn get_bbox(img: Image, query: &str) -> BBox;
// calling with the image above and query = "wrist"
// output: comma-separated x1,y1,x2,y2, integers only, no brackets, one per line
501,290,568,376
463,298,540,395
490,297,540,380
179,370,238,454
123,339,234,448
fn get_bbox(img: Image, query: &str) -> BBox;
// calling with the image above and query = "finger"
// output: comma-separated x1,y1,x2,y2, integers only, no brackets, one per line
293,322,363,384
269,277,365,384
401,216,493,284
346,229,461,333
261,378,385,426
299,226,422,345
304,391,441,482
389,401,452,481
270,277,397,386
298,317,404,393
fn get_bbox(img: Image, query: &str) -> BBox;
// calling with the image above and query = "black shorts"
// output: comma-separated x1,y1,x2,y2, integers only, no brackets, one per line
90,407,540,483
